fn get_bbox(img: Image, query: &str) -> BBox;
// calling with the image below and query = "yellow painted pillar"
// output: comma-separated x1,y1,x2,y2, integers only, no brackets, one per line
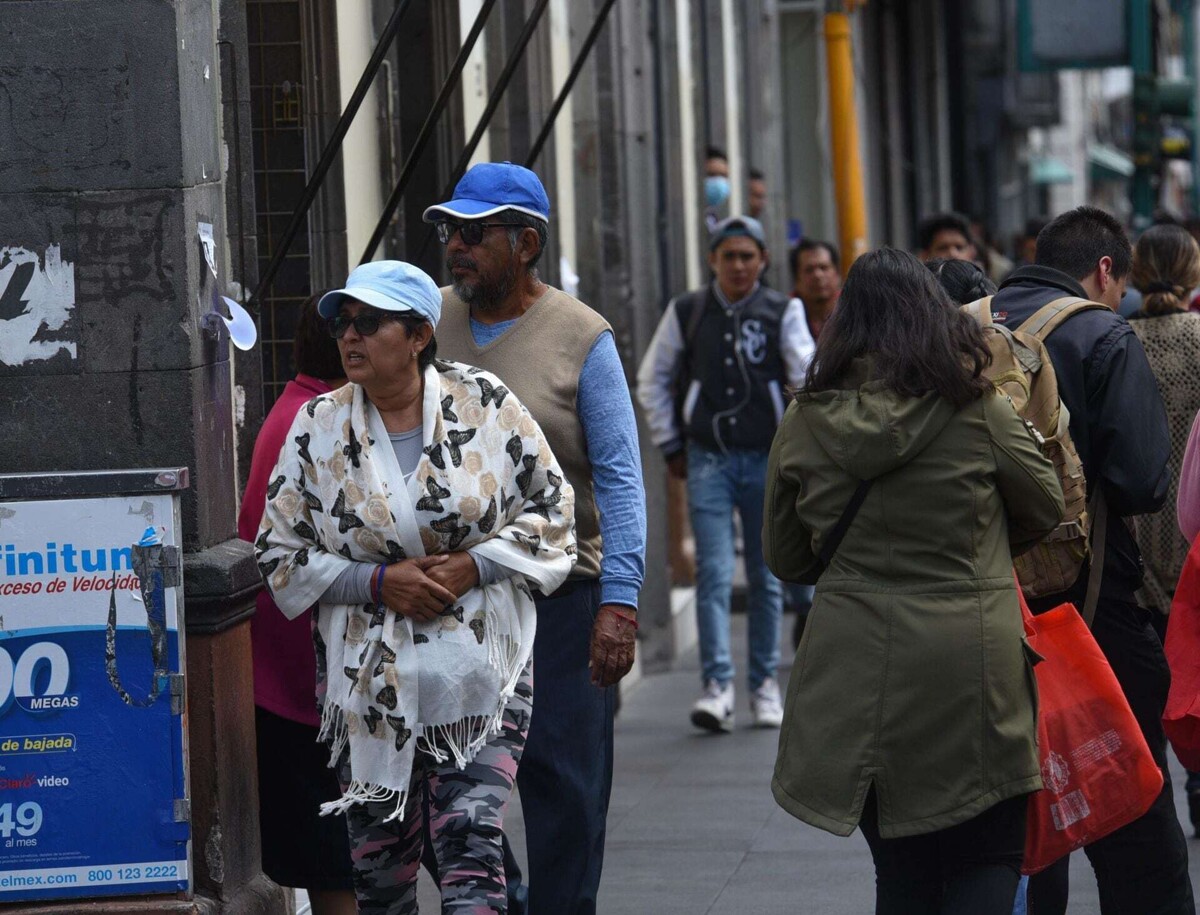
824,9,869,273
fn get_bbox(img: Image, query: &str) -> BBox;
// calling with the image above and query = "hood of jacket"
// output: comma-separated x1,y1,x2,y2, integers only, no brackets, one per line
795,358,958,481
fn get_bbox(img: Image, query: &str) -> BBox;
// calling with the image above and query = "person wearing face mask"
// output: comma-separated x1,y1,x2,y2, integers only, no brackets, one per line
704,146,731,231
637,216,816,733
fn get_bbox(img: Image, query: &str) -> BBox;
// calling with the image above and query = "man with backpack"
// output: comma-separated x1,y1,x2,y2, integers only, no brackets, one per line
988,206,1190,914
637,216,815,732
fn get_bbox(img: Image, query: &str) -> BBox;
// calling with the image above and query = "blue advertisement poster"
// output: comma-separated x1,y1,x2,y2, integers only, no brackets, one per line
0,493,189,902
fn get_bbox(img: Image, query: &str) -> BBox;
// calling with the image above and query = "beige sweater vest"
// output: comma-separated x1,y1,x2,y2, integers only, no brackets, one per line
437,285,611,581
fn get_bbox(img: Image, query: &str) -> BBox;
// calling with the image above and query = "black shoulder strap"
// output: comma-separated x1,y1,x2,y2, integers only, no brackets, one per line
679,288,716,347
819,479,873,567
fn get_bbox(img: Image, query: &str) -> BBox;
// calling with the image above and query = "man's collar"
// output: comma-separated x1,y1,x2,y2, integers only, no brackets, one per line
712,280,761,309
998,264,1088,299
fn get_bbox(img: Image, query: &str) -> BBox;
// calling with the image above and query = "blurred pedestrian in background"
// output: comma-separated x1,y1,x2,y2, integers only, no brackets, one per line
765,247,1063,914
1015,217,1047,268
638,215,814,732
970,216,1014,286
917,212,977,263
1128,223,1200,618
704,146,731,231
748,167,767,221
239,294,356,915
1128,224,1200,841
790,239,842,342
786,237,843,647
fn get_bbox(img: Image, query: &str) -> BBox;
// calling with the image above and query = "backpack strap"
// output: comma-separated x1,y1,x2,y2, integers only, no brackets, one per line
673,290,713,393
674,288,714,349
964,296,995,328
1017,296,1109,342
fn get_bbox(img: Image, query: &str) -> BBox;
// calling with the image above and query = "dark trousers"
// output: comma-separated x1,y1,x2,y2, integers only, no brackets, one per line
859,789,1027,915
1027,599,1194,915
424,580,615,915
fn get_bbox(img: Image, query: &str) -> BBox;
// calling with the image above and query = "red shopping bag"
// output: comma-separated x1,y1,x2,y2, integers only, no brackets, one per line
1019,589,1163,875
1164,536,1200,769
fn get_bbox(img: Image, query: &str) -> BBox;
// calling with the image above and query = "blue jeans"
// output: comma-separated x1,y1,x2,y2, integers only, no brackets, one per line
686,443,783,691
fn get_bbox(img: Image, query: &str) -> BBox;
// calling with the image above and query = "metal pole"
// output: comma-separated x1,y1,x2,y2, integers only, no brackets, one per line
250,0,414,304
415,0,552,263
698,0,713,146
1131,0,1156,231
525,0,620,168
359,0,499,264
824,4,868,272
649,0,674,308
1186,0,1199,215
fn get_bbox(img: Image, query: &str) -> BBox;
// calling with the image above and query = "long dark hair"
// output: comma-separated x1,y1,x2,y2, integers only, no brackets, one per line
805,247,992,408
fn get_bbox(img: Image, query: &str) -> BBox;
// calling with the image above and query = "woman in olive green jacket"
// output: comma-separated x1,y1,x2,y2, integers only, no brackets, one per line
764,249,1064,914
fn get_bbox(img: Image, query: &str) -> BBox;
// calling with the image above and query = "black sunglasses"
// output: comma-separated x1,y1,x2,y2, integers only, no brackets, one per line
435,221,522,246
327,311,396,339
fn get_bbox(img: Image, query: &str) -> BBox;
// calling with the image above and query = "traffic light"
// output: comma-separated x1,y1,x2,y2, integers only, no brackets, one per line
1133,75,1196,166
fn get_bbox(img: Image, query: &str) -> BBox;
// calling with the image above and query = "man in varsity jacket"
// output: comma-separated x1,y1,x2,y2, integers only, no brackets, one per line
637,216,816,733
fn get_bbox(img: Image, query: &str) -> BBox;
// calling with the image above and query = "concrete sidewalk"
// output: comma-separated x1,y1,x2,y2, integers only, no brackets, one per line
595,609,1200,914
342,605,1200,913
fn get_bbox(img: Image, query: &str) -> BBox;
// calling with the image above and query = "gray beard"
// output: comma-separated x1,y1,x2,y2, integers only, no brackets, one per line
452,268,520,312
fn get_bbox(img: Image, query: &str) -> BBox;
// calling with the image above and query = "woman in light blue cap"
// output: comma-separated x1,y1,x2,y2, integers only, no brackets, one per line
255,259,577,913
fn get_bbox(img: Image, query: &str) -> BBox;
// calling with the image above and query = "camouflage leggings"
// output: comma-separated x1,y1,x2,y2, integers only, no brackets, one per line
338,663,532,914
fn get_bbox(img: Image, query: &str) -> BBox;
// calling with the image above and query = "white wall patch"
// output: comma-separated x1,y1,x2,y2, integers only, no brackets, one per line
0,244,76,365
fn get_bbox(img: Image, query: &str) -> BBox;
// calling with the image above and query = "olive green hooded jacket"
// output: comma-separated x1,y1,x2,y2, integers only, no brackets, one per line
764,366,1064,838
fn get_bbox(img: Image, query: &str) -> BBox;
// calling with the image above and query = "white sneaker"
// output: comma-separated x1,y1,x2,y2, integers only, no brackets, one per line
690,680,735,733
751,678,784,728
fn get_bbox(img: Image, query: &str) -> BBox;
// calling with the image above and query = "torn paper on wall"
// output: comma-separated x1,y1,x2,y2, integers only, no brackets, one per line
0,244,77,366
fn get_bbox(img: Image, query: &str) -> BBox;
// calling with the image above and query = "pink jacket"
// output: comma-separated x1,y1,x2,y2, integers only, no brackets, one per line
1179,410,1200,545
238,375,332,726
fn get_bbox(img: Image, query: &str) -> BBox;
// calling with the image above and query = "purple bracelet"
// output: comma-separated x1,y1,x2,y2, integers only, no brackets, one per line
372,564,386,604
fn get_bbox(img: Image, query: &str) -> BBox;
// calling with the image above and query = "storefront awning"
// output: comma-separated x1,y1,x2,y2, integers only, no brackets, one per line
1030,156,1075,185
1088,143,1135,181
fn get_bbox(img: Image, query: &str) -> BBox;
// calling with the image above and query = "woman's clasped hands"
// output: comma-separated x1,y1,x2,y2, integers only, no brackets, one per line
379,553,481,622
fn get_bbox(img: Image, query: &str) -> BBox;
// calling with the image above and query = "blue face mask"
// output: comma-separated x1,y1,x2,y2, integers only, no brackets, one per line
705,175,731,208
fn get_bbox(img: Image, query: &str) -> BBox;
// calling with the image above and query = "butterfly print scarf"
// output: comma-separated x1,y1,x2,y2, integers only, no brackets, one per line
257,360,576,820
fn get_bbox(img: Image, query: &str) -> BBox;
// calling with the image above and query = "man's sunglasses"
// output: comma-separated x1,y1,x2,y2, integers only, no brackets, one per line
327,311,395,339
435,221,522,246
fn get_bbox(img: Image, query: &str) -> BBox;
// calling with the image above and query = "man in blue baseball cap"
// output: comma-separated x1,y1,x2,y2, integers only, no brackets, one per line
426,162,646,915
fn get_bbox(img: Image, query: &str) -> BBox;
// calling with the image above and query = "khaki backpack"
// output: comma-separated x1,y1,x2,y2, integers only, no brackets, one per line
964,296,1110,620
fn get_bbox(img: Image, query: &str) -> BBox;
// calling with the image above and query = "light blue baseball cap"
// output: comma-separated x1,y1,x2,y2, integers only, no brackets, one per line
317,260,442,328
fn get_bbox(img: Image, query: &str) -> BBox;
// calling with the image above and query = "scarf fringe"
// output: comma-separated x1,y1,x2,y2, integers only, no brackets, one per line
319,779,408,822
417,631,527,768
318,697,350,766
315,634,530,821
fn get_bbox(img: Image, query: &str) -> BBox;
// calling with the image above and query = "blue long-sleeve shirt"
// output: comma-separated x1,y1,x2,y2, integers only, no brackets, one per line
471,318,646,609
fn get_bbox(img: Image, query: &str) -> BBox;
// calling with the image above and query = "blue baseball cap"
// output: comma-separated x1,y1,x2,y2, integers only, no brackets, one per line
709,215,767,252
317,261,442,328
423,161,551,224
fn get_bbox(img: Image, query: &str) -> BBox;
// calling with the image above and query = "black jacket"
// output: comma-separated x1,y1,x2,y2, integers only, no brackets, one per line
673,286,792,453
992,265,1171,607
